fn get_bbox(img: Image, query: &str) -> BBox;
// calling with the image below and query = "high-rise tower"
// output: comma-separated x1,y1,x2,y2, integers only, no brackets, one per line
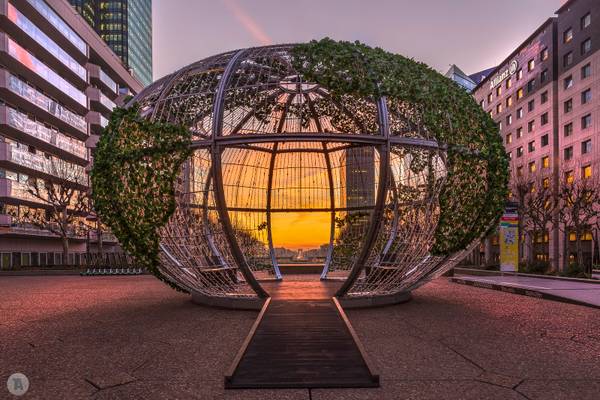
69,0,152,86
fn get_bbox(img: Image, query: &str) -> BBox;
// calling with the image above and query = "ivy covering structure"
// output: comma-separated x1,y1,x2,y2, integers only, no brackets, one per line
92,40,508,307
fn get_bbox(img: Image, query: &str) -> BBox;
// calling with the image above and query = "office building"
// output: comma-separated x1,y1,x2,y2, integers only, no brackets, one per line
445,64,477,91
472,0,600,269
69,0,152,86
0,0,142,268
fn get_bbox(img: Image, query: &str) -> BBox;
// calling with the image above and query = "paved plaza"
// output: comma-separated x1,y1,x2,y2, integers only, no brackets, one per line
1,275,599,399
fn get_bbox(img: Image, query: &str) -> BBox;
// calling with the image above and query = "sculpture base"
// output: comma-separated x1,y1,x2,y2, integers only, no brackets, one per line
336,291,412,308
191,291,266,310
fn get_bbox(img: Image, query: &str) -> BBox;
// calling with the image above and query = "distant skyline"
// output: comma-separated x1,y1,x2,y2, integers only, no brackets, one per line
153,0,565,81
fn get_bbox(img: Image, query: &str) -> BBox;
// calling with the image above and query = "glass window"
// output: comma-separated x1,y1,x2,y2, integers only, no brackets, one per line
496,86,502,96
479,99,485,108
517,147,523,157
564,122,573,137
542,155,550,168
7,74,86,133
582,88,592,104
507,114,512,125
540,69,548,83
581,63,591,79
506,96,513,107
565,98,573,113
506,78,512,89
528,141,535,153
543,177,550,188
566,170,574,184
517,166,523,177
528,99,535,112
528,120,535,132
541,134,549,147
7,4,86,81
517,69,523,80
506,133,512,144
581,13,591,29
582,139,592,154
7,38,86,106
582,114,592,129
541,48,549,61
564,146,573,160
517,88,524,99
564,52,573,67
496,103,502,114
26,0,87,55
517,127,523,138
488,93,493,103
581,38,592,55
564,75,574,89
564,28,573,43
582,165,592,179
527,79,536,93
541,91,548,104
528,59,535,71
541,112,549,125
517,108,523,119
529,161,536,173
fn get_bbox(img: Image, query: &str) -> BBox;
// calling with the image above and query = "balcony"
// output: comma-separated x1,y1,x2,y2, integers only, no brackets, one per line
0,69,88,139
23,0,88,58
0,33,88,114
0,2,87,88
0,105,87,165
88,64,118,96
87,110,109,136
0,142,87,188
0,177,46,206
87,86,116,115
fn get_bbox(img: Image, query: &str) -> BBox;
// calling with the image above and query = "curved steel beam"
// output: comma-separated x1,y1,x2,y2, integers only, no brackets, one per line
265,142,282,280
321,142,336,279
335,96,391,297
211,49,268,298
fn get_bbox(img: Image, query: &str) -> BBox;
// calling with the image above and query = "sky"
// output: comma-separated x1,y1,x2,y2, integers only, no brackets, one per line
153,0,566,81
151,0,566,249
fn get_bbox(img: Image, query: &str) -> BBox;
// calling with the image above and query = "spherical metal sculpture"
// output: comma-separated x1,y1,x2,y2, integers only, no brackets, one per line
124,41,507,308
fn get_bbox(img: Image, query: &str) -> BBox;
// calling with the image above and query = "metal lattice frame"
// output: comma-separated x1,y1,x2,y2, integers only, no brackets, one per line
131,44,476,303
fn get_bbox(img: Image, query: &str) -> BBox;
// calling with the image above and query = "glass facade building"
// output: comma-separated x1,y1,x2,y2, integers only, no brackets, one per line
69,0,153,86
0,0,142,268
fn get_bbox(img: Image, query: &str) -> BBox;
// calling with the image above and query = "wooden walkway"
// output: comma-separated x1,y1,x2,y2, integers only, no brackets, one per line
225,297,379,389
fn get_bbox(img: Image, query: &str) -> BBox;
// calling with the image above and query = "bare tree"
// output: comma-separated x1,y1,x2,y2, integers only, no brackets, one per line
522,174,557,266
509,169,534,264
558,169,600,276
25,158,89,265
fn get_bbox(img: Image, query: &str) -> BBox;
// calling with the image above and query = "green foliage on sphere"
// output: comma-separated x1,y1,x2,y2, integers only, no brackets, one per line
90,105,192,290
292,38,509,255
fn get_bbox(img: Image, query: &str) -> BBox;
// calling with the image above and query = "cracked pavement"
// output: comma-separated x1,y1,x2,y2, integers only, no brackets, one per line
0,275,598,399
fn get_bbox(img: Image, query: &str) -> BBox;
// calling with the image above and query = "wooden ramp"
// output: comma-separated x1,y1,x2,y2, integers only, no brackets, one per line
225,298,379,389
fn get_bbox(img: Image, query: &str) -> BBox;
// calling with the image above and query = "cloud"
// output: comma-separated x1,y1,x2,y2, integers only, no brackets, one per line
221,0,272,46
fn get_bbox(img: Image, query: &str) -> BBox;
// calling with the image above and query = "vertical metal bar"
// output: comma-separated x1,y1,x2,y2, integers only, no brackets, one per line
303,92,336,279
266,142,282,279
335,96,391,297
211,49,268,298
321,142,336,279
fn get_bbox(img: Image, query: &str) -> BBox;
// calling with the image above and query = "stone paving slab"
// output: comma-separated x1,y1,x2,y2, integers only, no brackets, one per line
0,275,598,399
453,274,600,308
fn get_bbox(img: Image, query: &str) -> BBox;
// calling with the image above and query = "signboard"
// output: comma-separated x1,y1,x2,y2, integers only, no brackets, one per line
499,210,519,272
490,60,518,89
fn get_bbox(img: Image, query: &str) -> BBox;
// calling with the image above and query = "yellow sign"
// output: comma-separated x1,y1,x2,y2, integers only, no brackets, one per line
499,212,519,272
